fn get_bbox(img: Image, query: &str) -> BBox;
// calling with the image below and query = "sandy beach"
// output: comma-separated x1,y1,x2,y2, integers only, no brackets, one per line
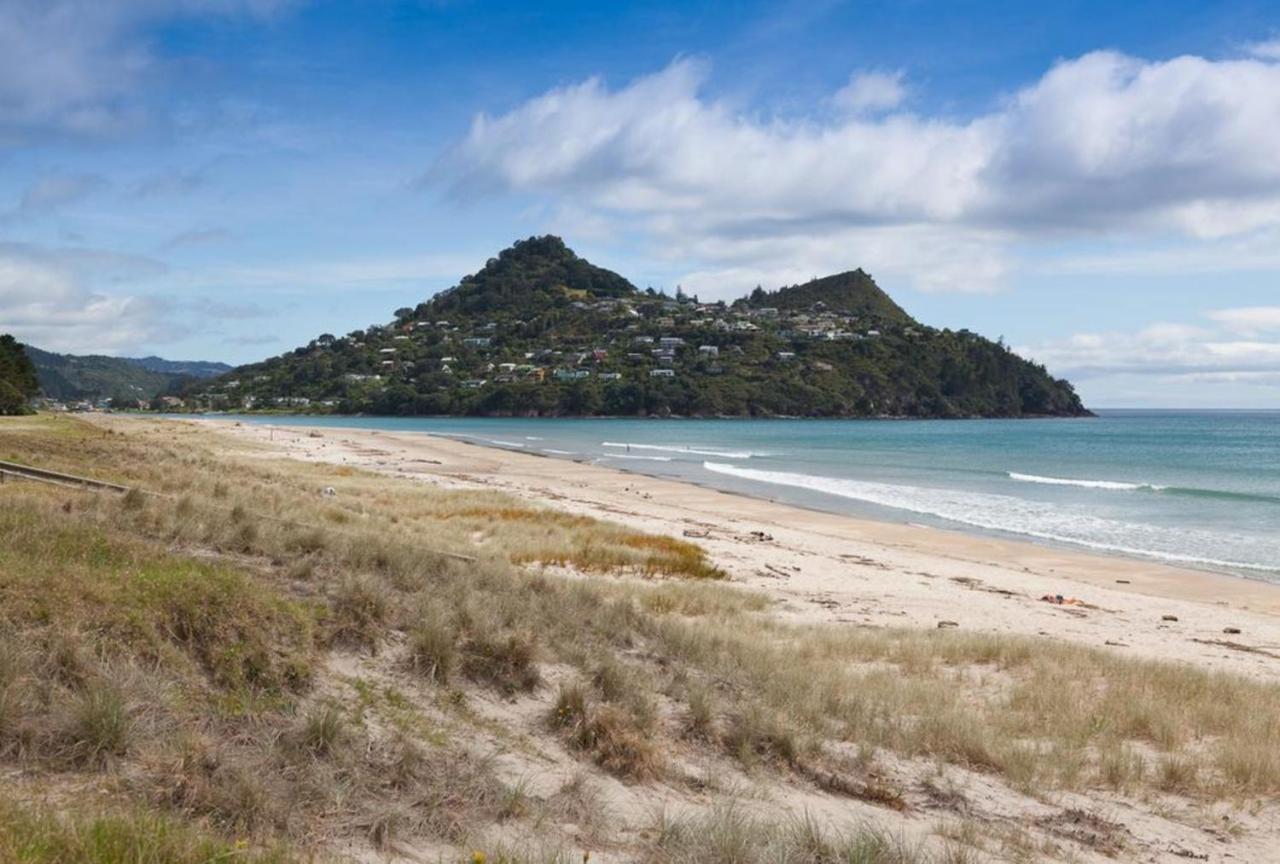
204,418,1280,683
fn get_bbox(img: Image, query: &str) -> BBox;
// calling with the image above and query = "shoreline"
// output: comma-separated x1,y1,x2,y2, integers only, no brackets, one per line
171,411,1277,585
172,416,1280,682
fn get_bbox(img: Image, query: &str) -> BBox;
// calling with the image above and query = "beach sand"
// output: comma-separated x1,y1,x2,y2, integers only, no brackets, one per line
205,419,1280,683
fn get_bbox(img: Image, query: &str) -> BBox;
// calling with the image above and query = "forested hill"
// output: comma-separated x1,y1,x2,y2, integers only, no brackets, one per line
191,236,1090,419
26,347,231,404
746,269,912,322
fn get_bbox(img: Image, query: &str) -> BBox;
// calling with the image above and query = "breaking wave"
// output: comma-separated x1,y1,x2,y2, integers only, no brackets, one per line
704,462,1280,575
1008,472,1165,491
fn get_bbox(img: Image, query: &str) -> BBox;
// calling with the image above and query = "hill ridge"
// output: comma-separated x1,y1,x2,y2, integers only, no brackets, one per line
189,236,1089,419
26,346,232,405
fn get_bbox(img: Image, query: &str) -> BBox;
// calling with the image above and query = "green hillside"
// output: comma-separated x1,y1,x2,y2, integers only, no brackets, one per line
26,347,231,404
743,269,912,322
190,236,1090,419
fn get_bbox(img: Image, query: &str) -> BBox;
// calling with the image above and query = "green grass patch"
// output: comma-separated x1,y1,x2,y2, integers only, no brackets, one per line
0,797,297,863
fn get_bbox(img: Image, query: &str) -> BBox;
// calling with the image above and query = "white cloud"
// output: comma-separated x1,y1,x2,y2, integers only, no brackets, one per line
1247,38,1280,60
1018,311,1280,381
444,50,1280,294
1206,306,1280,335
651,223,1011,300
0,0,302,141
0,244,172,353
832,70,906,113
0,242,268,354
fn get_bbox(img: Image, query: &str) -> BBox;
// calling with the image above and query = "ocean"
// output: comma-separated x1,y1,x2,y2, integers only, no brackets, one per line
212,411,1280,581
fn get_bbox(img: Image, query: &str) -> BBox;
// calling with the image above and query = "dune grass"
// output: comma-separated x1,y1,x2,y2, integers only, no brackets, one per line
0,797,297,864
1,413,1278,862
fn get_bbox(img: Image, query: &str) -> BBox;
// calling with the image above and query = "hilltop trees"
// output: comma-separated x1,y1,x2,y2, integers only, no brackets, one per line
0,335,39,415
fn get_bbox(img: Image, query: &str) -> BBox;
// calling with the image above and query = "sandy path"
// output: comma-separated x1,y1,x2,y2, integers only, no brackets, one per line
202,419,1280,683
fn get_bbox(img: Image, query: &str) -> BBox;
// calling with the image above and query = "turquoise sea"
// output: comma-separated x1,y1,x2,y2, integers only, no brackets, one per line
213,411,1280,581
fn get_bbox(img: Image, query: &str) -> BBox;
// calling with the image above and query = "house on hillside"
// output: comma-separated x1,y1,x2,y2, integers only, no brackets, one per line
649,368,675,378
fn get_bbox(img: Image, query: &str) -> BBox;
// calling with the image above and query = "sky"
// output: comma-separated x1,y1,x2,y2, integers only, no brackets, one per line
2,0,1280,408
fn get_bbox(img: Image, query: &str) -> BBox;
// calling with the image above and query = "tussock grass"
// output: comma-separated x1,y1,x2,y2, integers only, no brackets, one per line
460,629,541,695
408,612,459,684
648,806,922,864
330,576,389,648
3,414,1280,862
649,616,1280,797
0,503,314,695
550,681,662,780
63,685,132,767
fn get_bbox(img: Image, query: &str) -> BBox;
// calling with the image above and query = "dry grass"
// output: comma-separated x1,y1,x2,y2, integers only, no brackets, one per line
550,681,663,780
3,414,1279,863
646,806,925,864
648,614,1280,798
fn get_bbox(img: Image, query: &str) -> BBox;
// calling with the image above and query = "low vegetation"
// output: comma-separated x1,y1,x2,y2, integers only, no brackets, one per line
0,798,295,864
0,413,1275,863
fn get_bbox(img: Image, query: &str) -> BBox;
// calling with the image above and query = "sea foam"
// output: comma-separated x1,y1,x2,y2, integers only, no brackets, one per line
602,441,760,459
703,462,1279,574
1008,472,1165,491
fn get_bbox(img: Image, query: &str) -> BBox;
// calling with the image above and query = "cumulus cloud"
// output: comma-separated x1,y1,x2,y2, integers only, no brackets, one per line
832,70,907,113
1247,38,1280,60
0,243,172,352
1018,311,1280,382
443,50,1280,294
1205,306,1280,335
0,241,268,354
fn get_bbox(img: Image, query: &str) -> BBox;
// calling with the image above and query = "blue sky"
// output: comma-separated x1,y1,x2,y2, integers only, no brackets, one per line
3,0,1280,407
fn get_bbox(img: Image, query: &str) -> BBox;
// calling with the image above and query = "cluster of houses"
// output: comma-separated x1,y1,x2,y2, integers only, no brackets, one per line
32,397,113,413
199,293,911,409
34,394,186,413
369,299,897,388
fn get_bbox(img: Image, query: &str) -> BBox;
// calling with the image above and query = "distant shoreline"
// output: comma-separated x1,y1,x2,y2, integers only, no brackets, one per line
173,414,1280,609
174,411,1277,582
152,408,1098,421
